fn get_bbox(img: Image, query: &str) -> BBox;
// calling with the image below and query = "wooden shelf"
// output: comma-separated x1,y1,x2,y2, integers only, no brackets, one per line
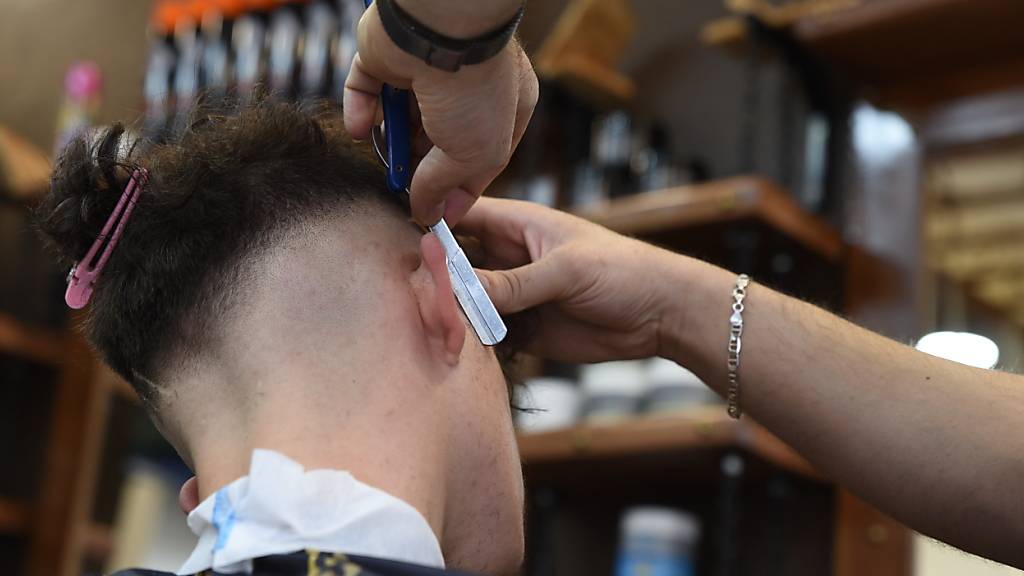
795,0,1024,109
574,176,844,261
0,497,31,535
537,54,635,108
0,126,51,202
702,0,1024,110
519,408,820,481
534,0,636,108
0,312,65,365
700,0,860,50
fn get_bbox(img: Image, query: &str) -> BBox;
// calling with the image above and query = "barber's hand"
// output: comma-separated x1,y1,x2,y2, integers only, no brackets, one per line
344,4,538,226
459,198,693,363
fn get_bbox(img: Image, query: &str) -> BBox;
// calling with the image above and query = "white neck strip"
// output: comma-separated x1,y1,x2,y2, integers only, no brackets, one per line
177,449,444,575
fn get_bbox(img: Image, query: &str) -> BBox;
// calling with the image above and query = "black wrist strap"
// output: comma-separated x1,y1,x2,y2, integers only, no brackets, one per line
376,0,525,72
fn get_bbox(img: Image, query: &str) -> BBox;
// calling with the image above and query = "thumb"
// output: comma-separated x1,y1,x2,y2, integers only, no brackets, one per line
476,257,565,314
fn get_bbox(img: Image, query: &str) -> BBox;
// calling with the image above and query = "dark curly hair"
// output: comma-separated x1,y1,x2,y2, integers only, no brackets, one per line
36,98,397,407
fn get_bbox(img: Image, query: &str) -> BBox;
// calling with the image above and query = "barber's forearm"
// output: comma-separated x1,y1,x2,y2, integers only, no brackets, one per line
394,0,522,39
661,257,1024,568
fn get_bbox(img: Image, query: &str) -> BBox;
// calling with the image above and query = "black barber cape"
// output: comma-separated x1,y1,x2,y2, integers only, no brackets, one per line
112,550,480,576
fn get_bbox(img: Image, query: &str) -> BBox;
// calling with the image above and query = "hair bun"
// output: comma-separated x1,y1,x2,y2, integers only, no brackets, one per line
37,123,139,264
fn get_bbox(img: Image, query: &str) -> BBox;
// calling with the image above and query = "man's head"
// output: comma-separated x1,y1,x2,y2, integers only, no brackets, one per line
38,98,524,574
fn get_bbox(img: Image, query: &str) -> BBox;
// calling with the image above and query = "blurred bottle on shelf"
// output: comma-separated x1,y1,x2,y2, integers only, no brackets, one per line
267,1,303,97
233,0,272,101
144,4,179,138
299,1,338,98
201,0,246,97
171,1,204,134
571,160,606,209
799,112,829,213
142,0,370,135
616,506,700,576
54,62,103,155
332,0,363,99
593,111,634,198
633,124,680,193
509,174,565,207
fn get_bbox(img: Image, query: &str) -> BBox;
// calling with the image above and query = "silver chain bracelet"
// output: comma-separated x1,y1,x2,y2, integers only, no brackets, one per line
727,274,750,419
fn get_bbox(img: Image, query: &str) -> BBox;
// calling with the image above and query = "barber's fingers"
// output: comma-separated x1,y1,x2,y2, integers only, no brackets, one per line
476,256,566,314
432,70,537,226
408,135,480,227
455,199,535,267
343,54,383,140
442,188,480,224
458,197,530,239
457,197,563,255
409,145,495,226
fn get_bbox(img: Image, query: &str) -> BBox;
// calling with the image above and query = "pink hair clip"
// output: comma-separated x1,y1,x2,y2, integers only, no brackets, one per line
65,168,148,309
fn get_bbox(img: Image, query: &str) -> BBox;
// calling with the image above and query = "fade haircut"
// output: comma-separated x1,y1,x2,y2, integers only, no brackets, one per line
37,98,398,407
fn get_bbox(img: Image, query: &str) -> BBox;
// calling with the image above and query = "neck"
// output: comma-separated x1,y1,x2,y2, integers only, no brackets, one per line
164,267,524,574
181,342,453,540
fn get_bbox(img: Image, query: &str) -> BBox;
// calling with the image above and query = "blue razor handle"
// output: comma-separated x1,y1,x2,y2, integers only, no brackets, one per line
364,0,411,195
381,85,411,195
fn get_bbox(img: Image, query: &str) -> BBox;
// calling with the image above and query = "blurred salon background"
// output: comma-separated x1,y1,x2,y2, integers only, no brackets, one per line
1,0,1023,575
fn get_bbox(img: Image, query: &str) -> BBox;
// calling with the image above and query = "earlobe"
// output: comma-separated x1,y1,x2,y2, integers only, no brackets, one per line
415,233,466,366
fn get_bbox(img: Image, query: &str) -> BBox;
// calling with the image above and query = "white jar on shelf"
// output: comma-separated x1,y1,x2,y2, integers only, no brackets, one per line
579,361,648,423
514,377,581,433
616,506,700,576
643,358,721,413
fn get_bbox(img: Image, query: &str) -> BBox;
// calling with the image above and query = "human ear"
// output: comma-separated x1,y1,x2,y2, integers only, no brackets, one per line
413,233,466,366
